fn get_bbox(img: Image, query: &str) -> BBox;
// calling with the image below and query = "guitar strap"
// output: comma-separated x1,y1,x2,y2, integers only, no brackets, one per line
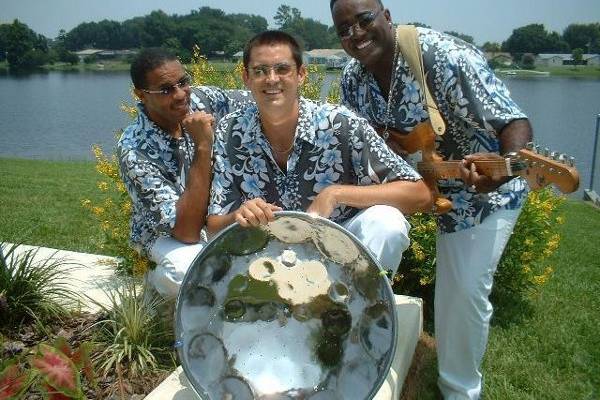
396,25,446,136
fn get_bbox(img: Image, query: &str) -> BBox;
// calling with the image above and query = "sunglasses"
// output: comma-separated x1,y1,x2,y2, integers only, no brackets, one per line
140,73,192,95
249,63,296,79
337,9,382,40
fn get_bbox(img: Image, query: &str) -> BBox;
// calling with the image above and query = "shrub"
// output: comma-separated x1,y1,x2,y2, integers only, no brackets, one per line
393,188,565,327
89,280,175,379
0,243,79,329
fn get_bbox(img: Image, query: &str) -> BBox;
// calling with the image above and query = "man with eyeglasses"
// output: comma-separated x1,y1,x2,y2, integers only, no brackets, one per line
206,29,432,278
331,0,533,399
117,47,252,299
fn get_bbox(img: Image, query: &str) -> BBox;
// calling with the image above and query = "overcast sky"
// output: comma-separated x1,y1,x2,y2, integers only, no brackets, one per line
2,0,600,45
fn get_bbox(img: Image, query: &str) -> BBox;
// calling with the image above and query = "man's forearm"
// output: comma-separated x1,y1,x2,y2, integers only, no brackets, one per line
171,145,212,243
206,213,237,236
499,119,533,154
324,180,432,215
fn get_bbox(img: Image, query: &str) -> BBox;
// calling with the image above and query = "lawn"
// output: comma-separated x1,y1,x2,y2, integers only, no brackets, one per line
1,158,599,399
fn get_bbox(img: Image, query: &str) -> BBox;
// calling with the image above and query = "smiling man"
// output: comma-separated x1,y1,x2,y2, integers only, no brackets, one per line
206,30,432,276
330,0,534,398
118,48,251,298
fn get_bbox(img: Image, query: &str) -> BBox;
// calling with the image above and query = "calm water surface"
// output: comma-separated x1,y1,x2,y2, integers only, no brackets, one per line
0,71,599,196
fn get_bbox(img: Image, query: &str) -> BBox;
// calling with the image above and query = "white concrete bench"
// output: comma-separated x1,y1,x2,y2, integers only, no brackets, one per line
2,243,121,313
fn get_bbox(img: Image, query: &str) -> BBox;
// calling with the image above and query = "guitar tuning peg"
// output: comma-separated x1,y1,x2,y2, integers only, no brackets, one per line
569,156,575,167
526,142,534,150
559,153,567,163
534,145,541,153
543,147,550,157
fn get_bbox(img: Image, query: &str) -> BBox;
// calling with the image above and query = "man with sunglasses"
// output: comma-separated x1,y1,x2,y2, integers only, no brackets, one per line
117,47,252,299
331,0,533,399
206,30,432,276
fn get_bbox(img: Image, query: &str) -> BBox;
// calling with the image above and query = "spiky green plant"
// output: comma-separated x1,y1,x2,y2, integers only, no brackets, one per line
0,243,79,329
89,280,175,378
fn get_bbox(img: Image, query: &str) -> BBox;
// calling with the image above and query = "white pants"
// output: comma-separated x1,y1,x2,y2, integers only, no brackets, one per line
343,205,411,276
435,209,521,400
148,236,206,299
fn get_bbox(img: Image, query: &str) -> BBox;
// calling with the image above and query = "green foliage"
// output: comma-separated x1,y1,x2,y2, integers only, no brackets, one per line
0,337,95,400
502,23,569,54
0,243,79,329
2,19,49,71
393,188,565,327
89,280,175,378
563,23,600,53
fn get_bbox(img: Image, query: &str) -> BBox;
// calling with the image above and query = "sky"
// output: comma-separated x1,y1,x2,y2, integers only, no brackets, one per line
2,0,600,45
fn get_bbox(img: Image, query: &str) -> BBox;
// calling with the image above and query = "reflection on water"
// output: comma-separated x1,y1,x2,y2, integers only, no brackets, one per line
0,72,598,195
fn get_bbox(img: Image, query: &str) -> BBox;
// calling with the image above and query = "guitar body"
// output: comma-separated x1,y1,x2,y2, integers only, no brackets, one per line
386,122,580,215
387,123,453,214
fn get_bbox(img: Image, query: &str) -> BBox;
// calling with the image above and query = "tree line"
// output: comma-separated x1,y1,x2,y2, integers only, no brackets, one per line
1,5,599,71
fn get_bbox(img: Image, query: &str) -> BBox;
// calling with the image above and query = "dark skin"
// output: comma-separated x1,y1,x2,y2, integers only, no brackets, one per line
332,0,534,194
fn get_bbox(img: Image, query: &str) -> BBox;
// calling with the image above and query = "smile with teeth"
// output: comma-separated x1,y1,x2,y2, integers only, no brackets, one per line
356,40,373,50
264,89,283,95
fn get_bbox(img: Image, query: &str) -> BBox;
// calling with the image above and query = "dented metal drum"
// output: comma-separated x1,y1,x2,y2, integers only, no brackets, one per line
175,211,397,400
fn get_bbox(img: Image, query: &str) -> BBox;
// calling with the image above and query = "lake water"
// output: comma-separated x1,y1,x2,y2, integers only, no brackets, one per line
0,70,599,197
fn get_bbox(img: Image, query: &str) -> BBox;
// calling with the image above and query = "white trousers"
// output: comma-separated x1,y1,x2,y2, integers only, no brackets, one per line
148,236,206,299
148,205,411,299
435,209,521,400
343,205,411,276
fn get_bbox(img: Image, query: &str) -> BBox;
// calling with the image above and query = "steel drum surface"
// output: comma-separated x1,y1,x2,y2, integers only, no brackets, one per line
175,211,397,400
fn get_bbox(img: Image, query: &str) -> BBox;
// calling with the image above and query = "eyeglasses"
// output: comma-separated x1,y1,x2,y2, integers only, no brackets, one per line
140,73,192,95
337,9,382,40
249,63,296,79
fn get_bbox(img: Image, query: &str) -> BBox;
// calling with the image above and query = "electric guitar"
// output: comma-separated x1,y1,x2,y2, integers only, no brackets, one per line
386,123,580,214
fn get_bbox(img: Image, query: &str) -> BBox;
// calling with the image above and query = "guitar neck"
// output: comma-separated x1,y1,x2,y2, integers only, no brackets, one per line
418,160,511,180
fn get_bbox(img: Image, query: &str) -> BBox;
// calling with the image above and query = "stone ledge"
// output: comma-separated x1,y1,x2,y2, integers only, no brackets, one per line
145,294,423,400
2,243,121,313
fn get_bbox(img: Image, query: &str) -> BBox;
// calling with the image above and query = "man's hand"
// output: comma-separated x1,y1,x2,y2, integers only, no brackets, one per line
234,198,282,227
307,185,339,218
460,152,509,193
182,111,214,147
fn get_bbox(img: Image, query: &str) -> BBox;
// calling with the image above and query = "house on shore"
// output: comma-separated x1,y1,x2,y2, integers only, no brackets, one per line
535,53,600,67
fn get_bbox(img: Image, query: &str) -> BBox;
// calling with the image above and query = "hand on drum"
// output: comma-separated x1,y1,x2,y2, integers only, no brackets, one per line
307,186,339,219
234,198,282,227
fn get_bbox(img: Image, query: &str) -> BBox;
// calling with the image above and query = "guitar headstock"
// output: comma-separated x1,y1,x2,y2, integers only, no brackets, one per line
510,144,580,193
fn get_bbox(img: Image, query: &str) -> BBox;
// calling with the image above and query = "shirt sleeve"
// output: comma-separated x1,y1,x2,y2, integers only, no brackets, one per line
425,35,527,133
117,146,180,235
340,109,422,185
340,63,359,112
190,86,253,123
207,117,243,216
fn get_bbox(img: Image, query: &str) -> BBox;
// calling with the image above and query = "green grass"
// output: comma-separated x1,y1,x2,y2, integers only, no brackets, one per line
0,158,108,254
1,159,599,398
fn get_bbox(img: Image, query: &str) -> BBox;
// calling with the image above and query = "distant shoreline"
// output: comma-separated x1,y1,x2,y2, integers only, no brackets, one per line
2,61,600,78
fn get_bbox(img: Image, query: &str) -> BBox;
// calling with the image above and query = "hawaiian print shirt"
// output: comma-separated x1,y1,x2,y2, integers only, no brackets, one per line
208,97,421,224
341,28,529,234
118,86,252,256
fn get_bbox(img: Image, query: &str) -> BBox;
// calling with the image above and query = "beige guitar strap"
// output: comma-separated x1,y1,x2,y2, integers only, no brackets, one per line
396,25,446,135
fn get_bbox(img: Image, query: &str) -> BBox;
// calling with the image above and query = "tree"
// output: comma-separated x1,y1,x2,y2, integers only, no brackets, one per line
503,24,565,55
563,23,600,53
4,19,49,70
572,48,584,65
482,42,501,52
406,22,431,29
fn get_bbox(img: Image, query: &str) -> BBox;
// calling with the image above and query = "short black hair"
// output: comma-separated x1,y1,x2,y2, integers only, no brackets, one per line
130,47,178,89
330,0,384,10
243,30,304,69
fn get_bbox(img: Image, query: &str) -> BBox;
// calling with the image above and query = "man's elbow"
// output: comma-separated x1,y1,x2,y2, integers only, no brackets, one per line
412,181,435,213
171,229,201,244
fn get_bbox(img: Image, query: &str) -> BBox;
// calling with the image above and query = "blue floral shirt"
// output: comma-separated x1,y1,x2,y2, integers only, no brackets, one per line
208,97,421,224
341,28,529,234
118,86,252,256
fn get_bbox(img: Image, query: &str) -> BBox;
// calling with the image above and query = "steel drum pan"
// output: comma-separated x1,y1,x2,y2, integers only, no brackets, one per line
175,211,397,400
